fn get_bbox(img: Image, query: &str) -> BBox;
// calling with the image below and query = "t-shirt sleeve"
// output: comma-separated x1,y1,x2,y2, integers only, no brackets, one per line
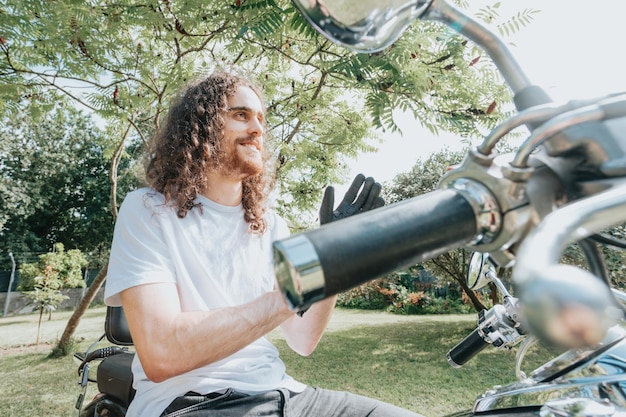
104,190,177,306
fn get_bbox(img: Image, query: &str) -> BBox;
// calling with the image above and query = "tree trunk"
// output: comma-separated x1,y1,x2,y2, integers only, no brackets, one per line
453,275,487,312
53,261,108,356
489,282,499,306
37,307,43,347
430,253,487,312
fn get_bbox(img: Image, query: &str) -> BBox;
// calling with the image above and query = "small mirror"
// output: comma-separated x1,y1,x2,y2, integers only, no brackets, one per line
467,252,492,290
290,0,433,52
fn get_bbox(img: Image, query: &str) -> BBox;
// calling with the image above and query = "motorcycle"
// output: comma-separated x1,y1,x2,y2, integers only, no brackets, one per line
273,0,626,416
75,0,626,416
448,253,626,417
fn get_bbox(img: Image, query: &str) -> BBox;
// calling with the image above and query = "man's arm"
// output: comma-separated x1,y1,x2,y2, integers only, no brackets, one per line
120,282,294,382
279,174,385,356
280,295,338,356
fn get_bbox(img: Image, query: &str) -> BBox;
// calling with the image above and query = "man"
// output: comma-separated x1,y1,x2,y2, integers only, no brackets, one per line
105,69,421,417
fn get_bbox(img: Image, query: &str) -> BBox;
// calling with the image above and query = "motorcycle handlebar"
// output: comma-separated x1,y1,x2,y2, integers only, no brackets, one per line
78,346,129,375
274,188,481,311
447,327,489,368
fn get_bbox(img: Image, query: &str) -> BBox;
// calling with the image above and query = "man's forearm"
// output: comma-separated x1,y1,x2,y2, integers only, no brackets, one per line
122,286,294,382
280,295,338,356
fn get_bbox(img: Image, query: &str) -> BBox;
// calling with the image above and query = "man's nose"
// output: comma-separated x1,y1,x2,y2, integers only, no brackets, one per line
248,118,264,137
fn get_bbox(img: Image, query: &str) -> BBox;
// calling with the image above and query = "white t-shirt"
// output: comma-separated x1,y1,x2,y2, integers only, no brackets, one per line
104,188,305,417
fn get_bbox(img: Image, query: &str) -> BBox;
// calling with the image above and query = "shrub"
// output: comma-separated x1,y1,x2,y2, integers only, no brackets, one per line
18,243,88,345
337,271,477,315
337,278,389,310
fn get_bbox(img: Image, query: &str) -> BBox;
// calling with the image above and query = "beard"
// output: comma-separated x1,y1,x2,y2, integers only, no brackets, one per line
216,137,264,179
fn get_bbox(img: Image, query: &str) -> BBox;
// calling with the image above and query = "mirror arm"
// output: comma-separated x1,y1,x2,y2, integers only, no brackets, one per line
424,0,531,95
486,269,512,298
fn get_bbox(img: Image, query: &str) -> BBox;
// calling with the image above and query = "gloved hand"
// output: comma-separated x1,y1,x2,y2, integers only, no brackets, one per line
319,173,385,225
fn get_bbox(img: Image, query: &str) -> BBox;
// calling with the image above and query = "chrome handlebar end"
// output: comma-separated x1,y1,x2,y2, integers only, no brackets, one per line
274,234,326,311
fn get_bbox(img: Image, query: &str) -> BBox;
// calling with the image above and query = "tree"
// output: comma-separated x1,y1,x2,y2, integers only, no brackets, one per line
0,103,141,270
0,101,140,355
18,243,88,347
384,148,488,311
0,0,535,219
0,0,537,353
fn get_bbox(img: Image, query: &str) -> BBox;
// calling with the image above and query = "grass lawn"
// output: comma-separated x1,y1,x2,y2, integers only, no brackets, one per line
0,307,557,417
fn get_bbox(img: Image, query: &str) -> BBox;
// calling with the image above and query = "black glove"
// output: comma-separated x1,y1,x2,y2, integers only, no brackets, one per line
319,173,385,225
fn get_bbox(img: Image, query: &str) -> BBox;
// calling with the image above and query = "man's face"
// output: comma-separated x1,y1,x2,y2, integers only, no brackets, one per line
217,86,266,179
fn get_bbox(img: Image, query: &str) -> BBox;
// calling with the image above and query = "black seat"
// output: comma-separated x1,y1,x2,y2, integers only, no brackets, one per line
97,306,136,408
105,305,133,346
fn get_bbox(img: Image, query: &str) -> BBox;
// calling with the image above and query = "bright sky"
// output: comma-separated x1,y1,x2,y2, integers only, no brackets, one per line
338,0,626,193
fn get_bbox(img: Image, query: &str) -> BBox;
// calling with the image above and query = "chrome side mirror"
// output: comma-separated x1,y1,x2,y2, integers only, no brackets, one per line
467,252,493,290
290,0,433,52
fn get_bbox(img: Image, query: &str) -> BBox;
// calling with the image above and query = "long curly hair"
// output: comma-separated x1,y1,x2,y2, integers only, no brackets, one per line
145,70,275,233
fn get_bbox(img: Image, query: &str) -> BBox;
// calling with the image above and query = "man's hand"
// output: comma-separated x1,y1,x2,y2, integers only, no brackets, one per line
319,173,385,225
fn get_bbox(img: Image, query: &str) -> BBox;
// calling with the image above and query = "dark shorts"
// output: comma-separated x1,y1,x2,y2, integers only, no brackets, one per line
160,386,422,417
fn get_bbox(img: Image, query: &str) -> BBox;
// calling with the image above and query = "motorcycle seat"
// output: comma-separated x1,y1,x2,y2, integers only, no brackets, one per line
105,306,133,346
99,306,136,407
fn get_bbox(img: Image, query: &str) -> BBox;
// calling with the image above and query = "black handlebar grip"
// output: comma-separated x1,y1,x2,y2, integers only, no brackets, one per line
84,346,128,363
447,328,490,368
275,189,479,310
79,346,129,375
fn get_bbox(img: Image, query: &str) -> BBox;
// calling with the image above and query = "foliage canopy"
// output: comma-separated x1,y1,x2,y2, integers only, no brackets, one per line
0,0,540,355
0,0,534,228
0,104,140,269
